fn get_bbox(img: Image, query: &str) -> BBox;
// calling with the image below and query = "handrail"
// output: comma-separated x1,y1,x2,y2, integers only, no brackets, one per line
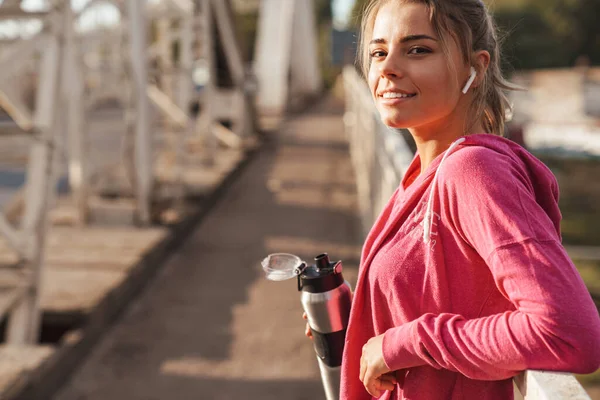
341,65,592,400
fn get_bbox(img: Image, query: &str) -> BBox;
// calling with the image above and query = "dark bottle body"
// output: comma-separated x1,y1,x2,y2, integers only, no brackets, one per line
300,254,352,400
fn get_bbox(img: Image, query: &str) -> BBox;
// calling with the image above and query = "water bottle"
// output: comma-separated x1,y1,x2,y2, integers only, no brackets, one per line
262,252,352,400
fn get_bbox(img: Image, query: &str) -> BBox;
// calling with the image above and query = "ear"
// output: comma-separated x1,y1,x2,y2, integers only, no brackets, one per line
471,50,491,89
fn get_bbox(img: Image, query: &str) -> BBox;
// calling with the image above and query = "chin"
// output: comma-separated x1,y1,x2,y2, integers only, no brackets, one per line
384,121,410,129
379,114,416,129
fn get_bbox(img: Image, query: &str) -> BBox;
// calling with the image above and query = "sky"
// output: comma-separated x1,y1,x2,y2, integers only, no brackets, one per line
0,0,139,38
0,0,357,39
332,0,357,29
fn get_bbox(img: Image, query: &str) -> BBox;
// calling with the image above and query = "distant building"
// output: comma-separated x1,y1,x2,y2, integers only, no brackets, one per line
508,67,600,156
331,28,357,67
584,69,600,119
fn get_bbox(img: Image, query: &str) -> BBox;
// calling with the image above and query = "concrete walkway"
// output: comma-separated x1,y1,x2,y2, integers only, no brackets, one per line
53,96,364,400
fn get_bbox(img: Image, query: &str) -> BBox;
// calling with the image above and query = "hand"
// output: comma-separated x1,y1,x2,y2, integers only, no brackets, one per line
360,334,394,397
302,312,312,339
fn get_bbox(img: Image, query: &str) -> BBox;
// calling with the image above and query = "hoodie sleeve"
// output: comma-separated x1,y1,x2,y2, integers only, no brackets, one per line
381,146,600,380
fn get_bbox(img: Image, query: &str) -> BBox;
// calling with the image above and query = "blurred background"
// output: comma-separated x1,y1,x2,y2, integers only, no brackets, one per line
0,0,598,398
331,0,600,241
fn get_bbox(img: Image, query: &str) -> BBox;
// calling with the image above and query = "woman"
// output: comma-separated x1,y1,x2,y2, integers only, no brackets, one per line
314,0,600,399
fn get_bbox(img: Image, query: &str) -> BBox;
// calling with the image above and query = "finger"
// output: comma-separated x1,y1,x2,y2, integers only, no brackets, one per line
359,356,367,383
379,376,398,385
305,323,313,339
365,381,381,398
379,372,397,385
302,312,307,320
376,377,395,392
363,370,381,398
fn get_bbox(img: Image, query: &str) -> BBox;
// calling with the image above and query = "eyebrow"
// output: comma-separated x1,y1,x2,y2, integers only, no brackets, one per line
369,34,438,45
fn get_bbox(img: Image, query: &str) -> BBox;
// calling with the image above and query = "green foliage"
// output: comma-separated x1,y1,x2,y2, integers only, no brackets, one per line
347,0,600,69
540,155,600,246
314,0,340,89
315,0,333,21
493,8,562,70
493,0,600,69
529,0,600,63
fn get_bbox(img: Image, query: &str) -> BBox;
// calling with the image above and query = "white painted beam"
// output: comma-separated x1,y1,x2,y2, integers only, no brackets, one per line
289,0,321,96
127,0,153,224
0,215,31,260
210,0,244,82
147,84,188,128
6,8,63,344
253,0,295,116
211,0,254,138
196,0,217,155
0,83,35,131
254,0,321,116
63,0,89,225
514,371,591,400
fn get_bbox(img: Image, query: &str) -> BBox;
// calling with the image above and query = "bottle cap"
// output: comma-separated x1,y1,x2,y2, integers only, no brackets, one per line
261,253,305,281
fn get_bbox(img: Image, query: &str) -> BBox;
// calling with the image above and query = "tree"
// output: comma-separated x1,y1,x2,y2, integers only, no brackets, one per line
532,0,600,65
350,0,371,28
348,0,600,68
490,0,600,68
315,0,333,23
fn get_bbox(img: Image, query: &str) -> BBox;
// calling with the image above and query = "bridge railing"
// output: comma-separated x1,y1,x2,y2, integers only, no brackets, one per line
341,65,592,400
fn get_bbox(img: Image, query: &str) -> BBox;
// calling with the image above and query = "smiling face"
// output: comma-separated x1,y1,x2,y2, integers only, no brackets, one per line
367,1,471,137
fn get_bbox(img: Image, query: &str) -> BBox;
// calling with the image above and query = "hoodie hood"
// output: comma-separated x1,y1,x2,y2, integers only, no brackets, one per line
421,134,561,244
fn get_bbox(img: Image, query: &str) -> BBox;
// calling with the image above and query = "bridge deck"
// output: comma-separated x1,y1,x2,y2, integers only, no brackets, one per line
0,127,247,398
0,95,363,400
50,95,362,400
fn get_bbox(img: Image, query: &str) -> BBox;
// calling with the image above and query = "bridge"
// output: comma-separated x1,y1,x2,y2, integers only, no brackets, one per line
0,1,596,399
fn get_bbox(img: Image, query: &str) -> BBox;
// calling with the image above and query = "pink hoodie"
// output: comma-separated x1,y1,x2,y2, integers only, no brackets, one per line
340,134,600,400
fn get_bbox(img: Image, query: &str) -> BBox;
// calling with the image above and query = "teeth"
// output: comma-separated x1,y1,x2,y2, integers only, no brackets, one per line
382,92,415,99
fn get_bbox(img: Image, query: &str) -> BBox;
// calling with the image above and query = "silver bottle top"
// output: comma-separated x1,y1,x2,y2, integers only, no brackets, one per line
262,253,344,293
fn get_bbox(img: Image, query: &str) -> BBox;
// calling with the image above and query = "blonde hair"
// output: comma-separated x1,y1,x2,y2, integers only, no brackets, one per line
358,0,519,136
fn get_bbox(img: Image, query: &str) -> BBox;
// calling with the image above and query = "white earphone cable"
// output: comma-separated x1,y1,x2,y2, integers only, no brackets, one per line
423,137,466,243
462,66,477,94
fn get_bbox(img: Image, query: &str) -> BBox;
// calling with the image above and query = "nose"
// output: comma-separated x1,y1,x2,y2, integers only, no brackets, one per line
379,52,403,79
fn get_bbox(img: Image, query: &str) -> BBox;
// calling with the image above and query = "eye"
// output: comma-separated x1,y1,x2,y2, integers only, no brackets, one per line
408,46,431,55
369,50,387,59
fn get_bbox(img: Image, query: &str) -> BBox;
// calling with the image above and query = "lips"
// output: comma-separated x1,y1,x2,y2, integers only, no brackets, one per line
377,89,417,99
381,92,416,99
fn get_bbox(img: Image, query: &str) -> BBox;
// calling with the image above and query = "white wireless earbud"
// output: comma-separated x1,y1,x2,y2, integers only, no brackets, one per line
461,66,477,94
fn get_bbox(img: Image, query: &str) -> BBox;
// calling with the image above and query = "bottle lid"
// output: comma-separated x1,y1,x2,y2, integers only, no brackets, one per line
261,253,304,281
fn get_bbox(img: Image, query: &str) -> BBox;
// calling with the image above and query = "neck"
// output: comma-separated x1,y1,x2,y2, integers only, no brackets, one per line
409,100,483,173
413,136,461,174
